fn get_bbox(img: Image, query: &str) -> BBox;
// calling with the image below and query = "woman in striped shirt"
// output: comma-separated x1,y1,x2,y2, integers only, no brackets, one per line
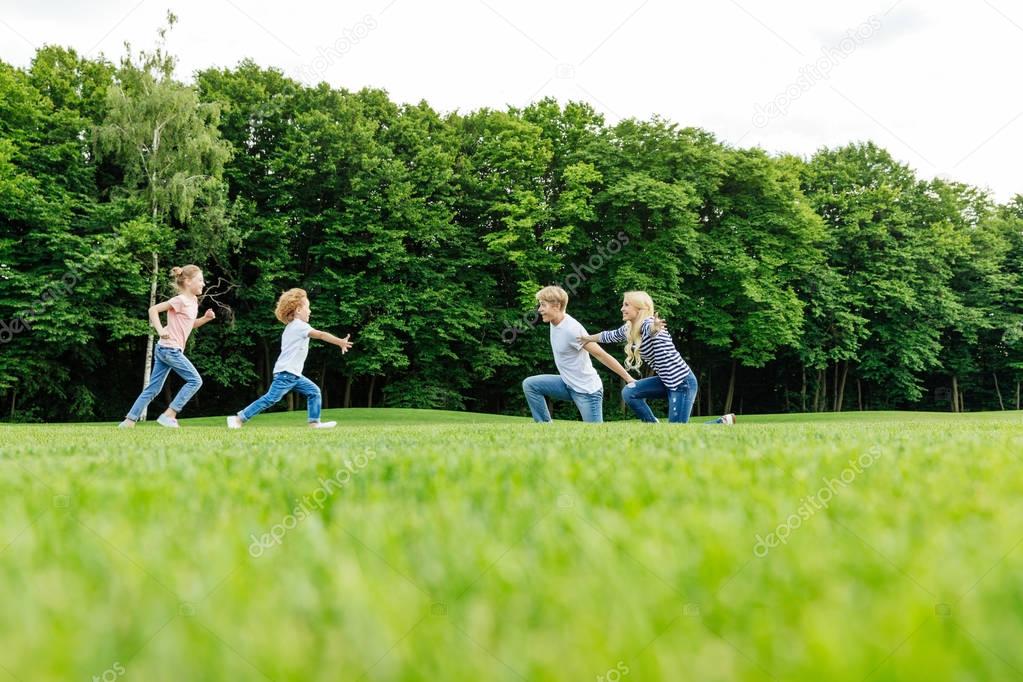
578,290,735,424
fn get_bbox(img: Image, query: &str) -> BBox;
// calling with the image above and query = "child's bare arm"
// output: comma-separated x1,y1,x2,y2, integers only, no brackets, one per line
192,309,216,329
148,300,174,340
309,329,354,353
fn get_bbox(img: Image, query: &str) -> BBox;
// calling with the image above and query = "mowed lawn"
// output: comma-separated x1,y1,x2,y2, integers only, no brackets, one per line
2,409,1022,681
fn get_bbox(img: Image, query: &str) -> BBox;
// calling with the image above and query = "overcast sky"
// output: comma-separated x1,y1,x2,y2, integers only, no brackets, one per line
3,0,1021,201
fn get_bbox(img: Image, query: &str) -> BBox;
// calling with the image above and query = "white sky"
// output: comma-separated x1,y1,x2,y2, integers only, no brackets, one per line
2,0,1021,201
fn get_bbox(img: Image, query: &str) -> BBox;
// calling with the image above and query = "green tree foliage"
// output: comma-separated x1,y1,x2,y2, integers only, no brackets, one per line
3,44,1022,421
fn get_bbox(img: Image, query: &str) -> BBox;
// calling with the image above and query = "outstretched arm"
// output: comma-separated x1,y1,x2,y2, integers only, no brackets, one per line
644,316,668,337
192,308,216,329
309,328,354,353
583,342,635,385
578,323,629,346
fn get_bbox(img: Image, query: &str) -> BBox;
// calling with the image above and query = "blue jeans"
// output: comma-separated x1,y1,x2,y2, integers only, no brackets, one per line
622,373,727,424
522,374,603,423
126,345,203,421
239,372,322,423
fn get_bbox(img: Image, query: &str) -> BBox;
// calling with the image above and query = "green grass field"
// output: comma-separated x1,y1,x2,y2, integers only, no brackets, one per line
2,408,1022,681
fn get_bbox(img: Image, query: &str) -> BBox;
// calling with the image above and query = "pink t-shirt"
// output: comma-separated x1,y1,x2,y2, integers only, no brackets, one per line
158,294,199,350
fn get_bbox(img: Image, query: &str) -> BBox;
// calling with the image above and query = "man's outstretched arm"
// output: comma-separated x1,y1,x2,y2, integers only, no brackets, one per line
583,342,635,385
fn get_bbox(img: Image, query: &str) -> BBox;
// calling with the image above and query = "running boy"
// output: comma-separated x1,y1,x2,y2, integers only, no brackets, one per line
227,288,353,429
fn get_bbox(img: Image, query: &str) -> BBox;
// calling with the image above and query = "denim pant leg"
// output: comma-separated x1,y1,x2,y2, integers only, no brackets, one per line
667,373,699,424
570,389,604,423
160,348,204,414
291,376,322,422
522,374,572,422
126,349,172,421
239,372,300,422
621,376,666,423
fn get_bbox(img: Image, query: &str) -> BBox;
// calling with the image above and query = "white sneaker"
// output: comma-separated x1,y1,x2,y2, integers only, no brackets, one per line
721,413,736,425
226,415,243,429
157,414,180,428
309,421,337,429
117,418,135,428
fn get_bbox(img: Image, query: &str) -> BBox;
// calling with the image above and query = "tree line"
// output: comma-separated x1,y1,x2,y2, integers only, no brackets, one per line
2,36,1022,422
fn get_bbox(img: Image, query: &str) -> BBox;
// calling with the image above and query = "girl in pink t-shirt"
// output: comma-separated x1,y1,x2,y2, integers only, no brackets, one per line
118,265,217,428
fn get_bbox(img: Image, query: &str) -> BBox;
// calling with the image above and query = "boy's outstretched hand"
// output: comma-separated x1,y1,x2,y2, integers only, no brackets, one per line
309,328,353,352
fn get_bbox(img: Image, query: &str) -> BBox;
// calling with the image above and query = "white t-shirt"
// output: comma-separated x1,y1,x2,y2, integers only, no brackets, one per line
550,314,603,395
273,319,312,376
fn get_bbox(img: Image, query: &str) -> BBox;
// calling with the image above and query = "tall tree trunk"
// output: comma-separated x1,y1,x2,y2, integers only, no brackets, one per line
140,251,159,421
9,388,15,420
706,367,713,416
1016,381,1020,411
694,372,702,417
800,367,807,412
951,375,959,413
836,362,849,412
255,342,264,396
960,390,966,412
822,369,827,412
813,368,825,412
857,378,863,411
723,359,737,414
992,373,1005,410
262,340,272,394
832,362,839,412
286,392,295,412
320,361,329,410
344,376,353,408
368,375,377,408
256,339,267,394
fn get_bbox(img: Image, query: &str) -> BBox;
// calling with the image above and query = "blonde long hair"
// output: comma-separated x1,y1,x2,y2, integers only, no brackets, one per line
623,290,656,371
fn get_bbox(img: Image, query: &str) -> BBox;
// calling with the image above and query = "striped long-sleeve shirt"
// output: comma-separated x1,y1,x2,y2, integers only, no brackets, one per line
598,317,692,390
